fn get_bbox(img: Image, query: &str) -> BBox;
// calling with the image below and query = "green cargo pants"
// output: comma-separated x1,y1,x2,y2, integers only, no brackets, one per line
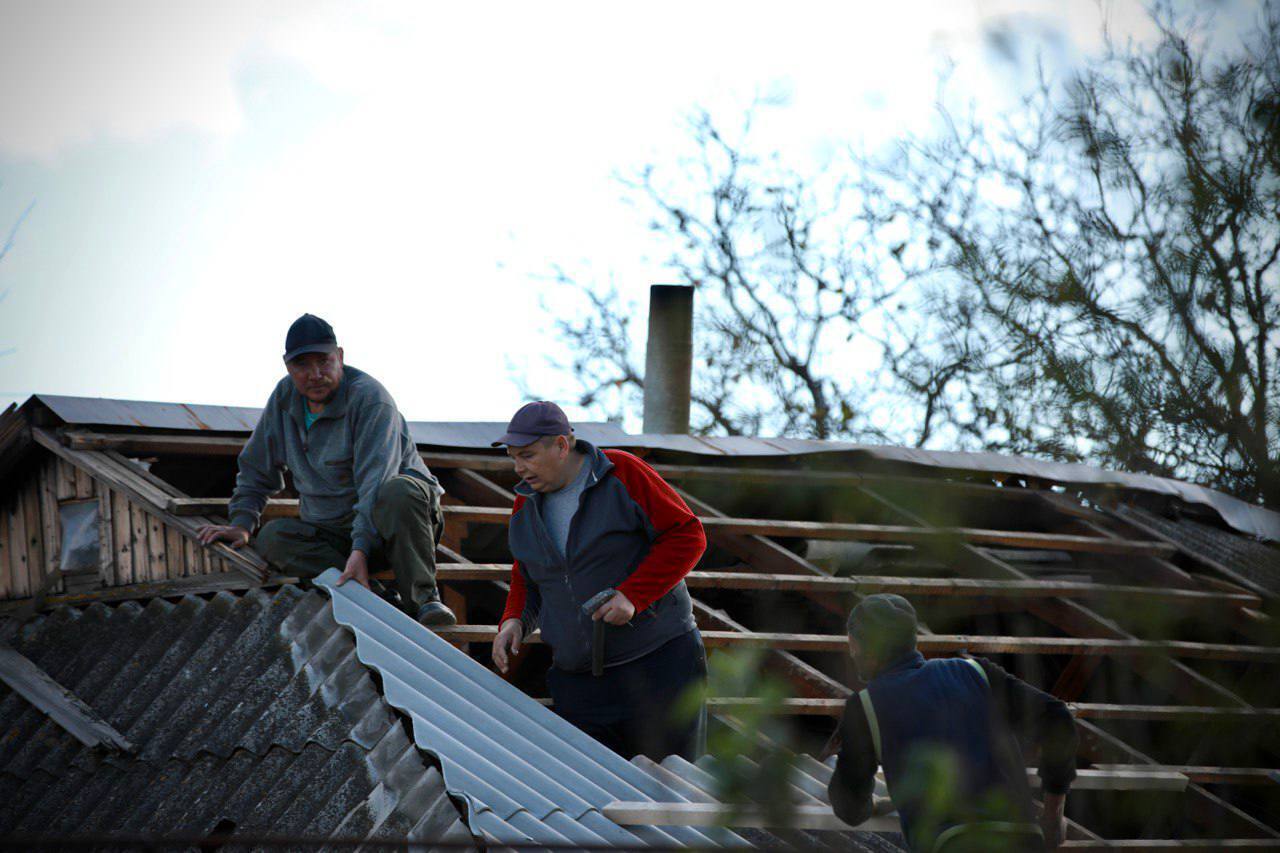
254,475,443,614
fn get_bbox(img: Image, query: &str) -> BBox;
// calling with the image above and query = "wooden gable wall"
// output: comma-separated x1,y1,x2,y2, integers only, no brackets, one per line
0,448,259,602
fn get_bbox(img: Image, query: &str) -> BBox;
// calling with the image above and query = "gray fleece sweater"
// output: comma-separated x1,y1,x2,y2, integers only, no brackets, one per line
228,365,440,553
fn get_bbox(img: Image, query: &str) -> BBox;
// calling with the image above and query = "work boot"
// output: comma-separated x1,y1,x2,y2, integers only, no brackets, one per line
417,592,457,628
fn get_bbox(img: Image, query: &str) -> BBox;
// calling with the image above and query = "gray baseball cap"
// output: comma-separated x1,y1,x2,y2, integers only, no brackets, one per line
847,593,918,645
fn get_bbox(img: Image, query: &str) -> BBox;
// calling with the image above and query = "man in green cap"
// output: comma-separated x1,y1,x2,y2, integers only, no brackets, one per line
196,313,455,626
828,593,1078,852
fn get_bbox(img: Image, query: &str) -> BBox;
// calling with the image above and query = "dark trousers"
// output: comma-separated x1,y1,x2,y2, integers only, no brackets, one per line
547,630,707,761
254,475,442,613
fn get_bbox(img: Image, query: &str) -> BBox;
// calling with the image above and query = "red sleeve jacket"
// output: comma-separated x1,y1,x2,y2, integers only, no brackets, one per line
499,444,705,672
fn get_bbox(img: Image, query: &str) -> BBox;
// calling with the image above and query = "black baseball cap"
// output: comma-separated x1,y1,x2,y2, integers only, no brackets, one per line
492,401,574,447
284,314,338,362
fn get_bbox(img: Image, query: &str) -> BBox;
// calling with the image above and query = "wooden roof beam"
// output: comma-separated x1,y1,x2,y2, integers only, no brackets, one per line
429,564,1259,608
165,498,1178,559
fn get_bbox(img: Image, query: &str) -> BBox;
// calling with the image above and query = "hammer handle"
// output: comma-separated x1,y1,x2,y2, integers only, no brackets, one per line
592,620,606,677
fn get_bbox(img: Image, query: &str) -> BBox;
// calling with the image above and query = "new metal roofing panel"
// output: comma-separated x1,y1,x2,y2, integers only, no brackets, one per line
625,753,905,852
27,393,1280,542
0,585,472,847
316,567,755,848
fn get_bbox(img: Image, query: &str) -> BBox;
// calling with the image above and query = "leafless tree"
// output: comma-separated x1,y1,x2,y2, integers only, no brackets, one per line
550,4,1280,504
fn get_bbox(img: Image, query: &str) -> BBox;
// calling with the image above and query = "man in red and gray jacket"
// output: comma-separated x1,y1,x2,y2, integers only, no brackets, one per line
491,401,708,761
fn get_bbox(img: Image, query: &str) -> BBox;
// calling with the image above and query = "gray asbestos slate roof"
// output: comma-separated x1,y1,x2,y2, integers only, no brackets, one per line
0,584,472,847
1116,504,1280,597
316,568,901,850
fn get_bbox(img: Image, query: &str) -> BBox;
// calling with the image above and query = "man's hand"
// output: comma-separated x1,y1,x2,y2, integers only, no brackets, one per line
591,591,635,625
337,550,370,589
1040,793,1067,851
493,618,523,674
196,524,250,549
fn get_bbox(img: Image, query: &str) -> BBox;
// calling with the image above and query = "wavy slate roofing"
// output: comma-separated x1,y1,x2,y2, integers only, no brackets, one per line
0,585,471,846
0,570,899,849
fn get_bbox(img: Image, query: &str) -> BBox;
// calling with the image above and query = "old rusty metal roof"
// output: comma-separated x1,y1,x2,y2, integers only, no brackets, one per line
23,392,1280,542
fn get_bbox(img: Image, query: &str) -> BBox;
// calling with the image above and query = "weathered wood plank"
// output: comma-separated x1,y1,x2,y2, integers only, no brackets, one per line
22,478,47,597
0,642,133,751
73,463,94,500
182,536,197,578
165,525,186,579
430,564,1258,608
1094,765,1279,786
166,499,1178,559
55,457,77,500
686,697,1280,723
128,501,150,585
54,433,1050,504
110,489,133,586
1071,703,1280,722
97,487,113,586
428,624,1280,663
145,506,167,582
7,493,29,598
36,458,60,577
0,496,10,600
1060,842,1280,850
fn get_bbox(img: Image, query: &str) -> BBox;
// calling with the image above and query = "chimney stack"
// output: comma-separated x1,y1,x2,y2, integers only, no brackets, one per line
642,284,694,434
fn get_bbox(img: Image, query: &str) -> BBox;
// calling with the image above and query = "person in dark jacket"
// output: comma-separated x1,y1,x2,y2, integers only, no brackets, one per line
490,401,708,761
828,594,1078,853
196,314,455,626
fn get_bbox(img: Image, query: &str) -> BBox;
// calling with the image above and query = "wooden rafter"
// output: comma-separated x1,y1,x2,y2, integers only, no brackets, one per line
428,563,1258,609
165,498,1180,558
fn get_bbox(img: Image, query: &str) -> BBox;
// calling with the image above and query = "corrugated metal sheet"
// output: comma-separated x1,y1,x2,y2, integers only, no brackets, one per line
34,394,264,432
316,568,769,848
28,392,1280,543
0,585,472,846
628,752,905,851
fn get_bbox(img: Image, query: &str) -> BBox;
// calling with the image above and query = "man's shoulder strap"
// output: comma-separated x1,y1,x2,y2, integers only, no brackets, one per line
857,689,882,765
961,656,990,686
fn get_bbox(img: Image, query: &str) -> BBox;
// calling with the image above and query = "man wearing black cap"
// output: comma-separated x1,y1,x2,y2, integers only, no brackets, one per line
196,314,455,626
490,401,709,761
828,593,1078,852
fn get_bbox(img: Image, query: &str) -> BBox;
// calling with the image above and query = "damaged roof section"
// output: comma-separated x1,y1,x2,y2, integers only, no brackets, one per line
20,392,1280,542
0,584,471,846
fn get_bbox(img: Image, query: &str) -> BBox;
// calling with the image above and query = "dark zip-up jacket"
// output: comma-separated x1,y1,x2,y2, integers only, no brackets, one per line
500,441,705,673
228,366,440,554
828,652,1077,852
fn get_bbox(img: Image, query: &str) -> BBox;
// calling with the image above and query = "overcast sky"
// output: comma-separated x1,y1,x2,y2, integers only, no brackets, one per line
0,0,1249,426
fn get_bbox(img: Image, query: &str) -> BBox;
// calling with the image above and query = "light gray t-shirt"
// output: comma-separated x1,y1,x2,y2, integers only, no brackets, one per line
540,454,591,559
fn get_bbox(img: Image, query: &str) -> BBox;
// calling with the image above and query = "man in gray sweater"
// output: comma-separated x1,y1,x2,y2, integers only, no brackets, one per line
196,314,455,626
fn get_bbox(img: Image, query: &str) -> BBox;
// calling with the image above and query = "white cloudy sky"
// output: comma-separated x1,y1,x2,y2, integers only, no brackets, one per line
0,0,1247,425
